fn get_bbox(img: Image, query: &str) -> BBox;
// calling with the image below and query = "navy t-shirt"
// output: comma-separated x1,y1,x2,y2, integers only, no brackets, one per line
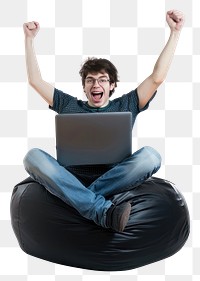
50,88,156,128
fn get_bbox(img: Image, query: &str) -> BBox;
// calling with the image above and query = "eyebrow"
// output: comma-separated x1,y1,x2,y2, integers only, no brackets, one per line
86,75,108,79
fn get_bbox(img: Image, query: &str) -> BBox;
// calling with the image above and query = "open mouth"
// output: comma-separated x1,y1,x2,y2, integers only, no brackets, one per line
91,92,103,102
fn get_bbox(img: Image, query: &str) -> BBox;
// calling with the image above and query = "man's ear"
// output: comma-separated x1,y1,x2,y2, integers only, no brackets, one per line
110,83,115,91
83,88,88,98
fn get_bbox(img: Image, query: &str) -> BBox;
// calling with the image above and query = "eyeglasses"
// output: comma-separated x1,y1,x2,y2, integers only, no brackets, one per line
85,77,110,86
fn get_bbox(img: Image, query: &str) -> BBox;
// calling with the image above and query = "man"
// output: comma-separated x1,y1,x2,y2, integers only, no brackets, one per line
23,10,185,232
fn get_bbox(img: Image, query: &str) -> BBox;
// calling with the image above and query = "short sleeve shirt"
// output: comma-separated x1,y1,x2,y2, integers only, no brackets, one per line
49,88,156,128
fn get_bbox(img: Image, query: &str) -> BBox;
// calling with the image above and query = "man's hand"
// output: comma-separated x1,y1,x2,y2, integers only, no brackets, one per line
23,21,40,39
166,10,185,32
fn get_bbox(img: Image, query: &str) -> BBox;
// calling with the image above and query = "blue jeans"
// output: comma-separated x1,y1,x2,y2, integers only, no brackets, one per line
23,146,161,228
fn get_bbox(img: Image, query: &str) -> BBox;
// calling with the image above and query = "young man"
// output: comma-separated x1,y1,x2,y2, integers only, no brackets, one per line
23,10,185,232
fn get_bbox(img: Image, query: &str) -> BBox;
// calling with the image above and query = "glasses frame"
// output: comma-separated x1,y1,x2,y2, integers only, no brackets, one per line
85,77,110,86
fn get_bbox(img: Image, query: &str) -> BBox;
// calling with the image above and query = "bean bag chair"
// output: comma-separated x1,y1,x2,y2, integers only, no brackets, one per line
10,176,190,271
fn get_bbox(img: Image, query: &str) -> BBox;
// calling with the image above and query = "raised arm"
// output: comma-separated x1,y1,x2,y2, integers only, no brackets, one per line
23,21,54,106
137,10,185,109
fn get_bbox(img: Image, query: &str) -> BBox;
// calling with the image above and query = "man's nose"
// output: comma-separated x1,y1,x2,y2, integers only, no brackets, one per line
93,80,100,86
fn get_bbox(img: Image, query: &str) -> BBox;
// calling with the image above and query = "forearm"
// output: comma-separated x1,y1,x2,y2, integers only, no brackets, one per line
23,22,54,105
152,30,181,84
25,37,42,86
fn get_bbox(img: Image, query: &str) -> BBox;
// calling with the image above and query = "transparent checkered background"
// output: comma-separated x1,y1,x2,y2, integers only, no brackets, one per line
0,0,199,280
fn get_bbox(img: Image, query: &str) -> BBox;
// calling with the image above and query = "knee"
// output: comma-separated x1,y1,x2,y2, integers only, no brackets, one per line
141,146,162,171
23,148,43,170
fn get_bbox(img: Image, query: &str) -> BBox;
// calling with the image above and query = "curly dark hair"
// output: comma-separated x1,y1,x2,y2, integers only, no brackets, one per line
79,57,119,97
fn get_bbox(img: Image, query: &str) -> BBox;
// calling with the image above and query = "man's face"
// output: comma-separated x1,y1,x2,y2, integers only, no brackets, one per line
83,72,115,108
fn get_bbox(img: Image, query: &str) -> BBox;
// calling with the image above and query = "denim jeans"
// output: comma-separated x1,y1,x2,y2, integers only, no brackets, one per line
23,146,161,228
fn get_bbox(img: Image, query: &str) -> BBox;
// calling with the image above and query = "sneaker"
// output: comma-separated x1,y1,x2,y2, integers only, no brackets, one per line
106,202,131,232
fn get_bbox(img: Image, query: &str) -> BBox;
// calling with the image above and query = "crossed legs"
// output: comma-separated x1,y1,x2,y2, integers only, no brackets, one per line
23,146,161,230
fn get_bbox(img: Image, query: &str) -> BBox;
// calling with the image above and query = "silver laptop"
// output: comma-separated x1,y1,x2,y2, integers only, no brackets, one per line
55,112,132,166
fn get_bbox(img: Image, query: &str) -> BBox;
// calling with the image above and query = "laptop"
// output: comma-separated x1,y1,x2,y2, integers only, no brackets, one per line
55,112,132,166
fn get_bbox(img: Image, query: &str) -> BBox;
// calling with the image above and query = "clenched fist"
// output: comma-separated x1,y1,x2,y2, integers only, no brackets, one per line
166,10,185,32
23,21,40,38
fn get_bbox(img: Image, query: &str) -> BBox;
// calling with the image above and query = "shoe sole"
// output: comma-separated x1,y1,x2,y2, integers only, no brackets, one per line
118,202,132,232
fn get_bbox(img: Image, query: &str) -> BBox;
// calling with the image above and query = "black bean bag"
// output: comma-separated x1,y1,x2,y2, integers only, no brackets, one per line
10,177,190,271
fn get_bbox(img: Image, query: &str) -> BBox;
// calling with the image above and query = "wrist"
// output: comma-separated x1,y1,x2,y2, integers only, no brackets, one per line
170,29,182,36
25,36,34,43
169,29,181,40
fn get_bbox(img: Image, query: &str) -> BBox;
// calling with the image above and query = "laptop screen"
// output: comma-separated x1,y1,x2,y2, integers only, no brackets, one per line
55,112,132,166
